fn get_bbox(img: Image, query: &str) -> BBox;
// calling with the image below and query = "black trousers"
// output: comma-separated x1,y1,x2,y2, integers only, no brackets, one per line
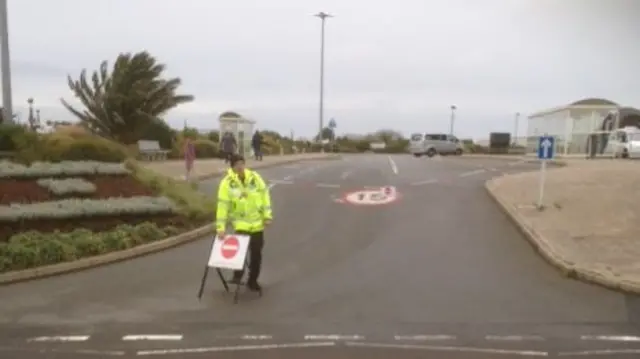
233,230,264,283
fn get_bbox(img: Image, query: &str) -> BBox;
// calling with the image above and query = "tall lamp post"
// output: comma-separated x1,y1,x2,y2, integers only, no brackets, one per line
513,112,520,146
314,12,332,149
449,105,457,135
0,0,13,124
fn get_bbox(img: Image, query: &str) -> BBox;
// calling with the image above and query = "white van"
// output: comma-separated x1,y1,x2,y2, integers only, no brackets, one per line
604,126,640,159
409,133,464,157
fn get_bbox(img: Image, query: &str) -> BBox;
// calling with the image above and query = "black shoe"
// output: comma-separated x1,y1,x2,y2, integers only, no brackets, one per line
246,281,262,292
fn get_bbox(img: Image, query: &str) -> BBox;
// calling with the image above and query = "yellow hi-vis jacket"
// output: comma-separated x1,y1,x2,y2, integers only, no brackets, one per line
216,168,272,233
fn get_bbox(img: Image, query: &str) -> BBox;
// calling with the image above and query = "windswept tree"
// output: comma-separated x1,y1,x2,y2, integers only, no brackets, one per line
61,51,194,144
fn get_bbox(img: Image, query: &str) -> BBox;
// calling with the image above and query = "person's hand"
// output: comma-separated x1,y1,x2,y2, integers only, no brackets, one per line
216,230,225,240
263,219,272,226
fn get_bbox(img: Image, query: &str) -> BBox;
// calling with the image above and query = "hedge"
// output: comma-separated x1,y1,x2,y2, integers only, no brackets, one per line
0,223,180,273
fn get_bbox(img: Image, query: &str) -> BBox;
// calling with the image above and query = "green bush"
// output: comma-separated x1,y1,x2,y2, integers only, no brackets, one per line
0,124,33,151
0,222,175,273
49,136,130,162
192,139,218,158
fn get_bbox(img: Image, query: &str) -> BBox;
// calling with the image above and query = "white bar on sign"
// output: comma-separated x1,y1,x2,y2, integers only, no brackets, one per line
221,245,238,250
29,335,90,342
123,335,183,341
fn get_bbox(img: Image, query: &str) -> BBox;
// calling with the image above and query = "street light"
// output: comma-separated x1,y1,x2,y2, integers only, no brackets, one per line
314,11,332,147
0,0,13,124
513,112,520,146
449,105,457,135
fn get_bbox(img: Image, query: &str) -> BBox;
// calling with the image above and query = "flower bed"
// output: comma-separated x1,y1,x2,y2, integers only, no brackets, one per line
0,159,214,273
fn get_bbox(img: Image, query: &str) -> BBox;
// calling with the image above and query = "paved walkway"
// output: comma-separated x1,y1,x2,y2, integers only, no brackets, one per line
142,153,334,179
487,160,640,292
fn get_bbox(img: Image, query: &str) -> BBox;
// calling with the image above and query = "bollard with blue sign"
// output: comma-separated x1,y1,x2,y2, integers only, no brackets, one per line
536,135,555,210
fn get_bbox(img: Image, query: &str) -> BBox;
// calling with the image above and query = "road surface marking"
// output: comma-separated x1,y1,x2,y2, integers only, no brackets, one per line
283,175,293,180
304,334,364,340
340,171,351,179
316,183,340,188
240,335,273,340
459,169,485,177
485,335,544,341
488,167,498,171
345,342,548,356
387,156,399,174
28,336,90,342
69,349,126,356
136,342,336,356
411,179,438,186
123,335,183,341
580,335,640,342
559,348,640,356
394,335,455,341
269,179,294,185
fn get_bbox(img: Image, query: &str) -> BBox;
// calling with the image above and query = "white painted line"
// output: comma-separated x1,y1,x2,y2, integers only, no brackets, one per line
559,348,640,356
123,335,183,341
304,334,364,340
240,335,273,340
69,349,126,356
459,169,485,177
485,335,544,341
29,335,90,342
580,335,640,342
394,335,455,341
411,179,438,186
136,342,336,356
345,342,548,356
387,155,399,174
340,171,351,180
283,175,293,180
268,183,276,189
489,167,498,172
316,183,340,188
269,179,294,185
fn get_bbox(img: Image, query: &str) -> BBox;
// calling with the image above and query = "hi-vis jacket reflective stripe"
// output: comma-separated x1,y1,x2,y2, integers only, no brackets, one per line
216,168,272,233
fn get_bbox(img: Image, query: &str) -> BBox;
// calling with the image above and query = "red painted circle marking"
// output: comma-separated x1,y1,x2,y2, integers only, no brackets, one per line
340,187,400,206
220,236,239,259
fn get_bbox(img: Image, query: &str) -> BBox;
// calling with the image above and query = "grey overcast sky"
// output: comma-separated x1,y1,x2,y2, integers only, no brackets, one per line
4,0,640,139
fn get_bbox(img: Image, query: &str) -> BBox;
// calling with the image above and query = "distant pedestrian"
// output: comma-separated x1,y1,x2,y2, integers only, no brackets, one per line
184,137,196,181
220,131,237,164
252,130,263,161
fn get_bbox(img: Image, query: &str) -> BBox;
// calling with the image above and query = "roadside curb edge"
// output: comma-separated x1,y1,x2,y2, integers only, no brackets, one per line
484,179,640,295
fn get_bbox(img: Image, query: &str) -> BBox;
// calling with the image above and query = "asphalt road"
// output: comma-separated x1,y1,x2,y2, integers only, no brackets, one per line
1,154,639,358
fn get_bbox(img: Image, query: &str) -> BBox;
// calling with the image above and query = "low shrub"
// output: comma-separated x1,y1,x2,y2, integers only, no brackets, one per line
125,159,216,221
192,139,218,158
0,222,180,273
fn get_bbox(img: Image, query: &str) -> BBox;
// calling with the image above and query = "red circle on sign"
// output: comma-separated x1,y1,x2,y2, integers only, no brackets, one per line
221,236,239,259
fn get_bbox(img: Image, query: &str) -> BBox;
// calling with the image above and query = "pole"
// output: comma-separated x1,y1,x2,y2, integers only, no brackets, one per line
514,112,520,146
0,0,13,124
537,159,547,210
449,105,456,135
315,12,331,151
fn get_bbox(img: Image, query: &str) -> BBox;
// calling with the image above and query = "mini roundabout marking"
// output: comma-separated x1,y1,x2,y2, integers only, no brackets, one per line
334,186,400,206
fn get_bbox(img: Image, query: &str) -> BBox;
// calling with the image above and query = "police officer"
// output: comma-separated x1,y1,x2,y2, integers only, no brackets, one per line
216,154,272,291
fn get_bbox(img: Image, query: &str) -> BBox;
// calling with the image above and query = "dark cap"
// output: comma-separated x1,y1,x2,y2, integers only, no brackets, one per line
229,154,245,167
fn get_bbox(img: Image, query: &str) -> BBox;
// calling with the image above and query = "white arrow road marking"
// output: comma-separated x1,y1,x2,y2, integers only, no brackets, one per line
387,156,399,174
28,336,90,342
136,342,336,356
345,342,548,356
123,335,183,341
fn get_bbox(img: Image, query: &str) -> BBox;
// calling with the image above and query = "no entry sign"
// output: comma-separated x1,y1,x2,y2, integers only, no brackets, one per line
221,237,239,259
207,234,250,270
337,186,399,206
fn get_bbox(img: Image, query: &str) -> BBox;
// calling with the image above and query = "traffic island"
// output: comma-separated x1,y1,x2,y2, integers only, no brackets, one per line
485,160,640,294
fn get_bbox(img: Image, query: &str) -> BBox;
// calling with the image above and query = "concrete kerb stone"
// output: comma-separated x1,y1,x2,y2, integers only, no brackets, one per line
0,154,341,286
484,176,640,295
